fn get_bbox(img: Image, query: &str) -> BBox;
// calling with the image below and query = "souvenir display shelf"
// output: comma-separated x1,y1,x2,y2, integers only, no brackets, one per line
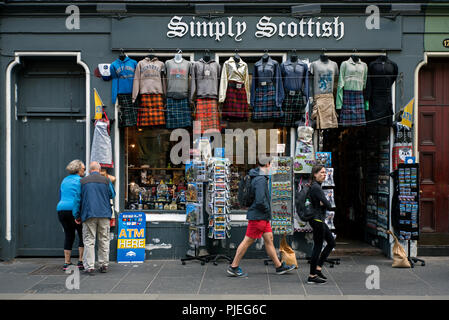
270,156,294,235
364,127,391,253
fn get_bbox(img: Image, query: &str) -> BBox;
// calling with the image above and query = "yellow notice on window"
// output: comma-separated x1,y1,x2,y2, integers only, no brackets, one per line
94,88,104,120
400,98,414,129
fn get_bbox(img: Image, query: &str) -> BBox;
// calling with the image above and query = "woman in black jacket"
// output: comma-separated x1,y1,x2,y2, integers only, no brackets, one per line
308,165,335,284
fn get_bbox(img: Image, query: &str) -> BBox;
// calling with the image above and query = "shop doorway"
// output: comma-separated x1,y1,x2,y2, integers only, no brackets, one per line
417,58,449,254
14,57,86,256
318,53,392,255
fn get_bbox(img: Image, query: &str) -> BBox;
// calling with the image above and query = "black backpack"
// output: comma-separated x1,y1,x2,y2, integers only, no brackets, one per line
295,184,315,222
238,174,254,207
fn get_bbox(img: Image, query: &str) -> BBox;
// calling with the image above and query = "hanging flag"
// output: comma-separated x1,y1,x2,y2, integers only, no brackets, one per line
94,88,104,120
400,98,414,129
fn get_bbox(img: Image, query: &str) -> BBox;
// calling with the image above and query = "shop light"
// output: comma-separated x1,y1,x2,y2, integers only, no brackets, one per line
194,4,225,15
96,3,127,14
130,144,136,148
291,4,321,17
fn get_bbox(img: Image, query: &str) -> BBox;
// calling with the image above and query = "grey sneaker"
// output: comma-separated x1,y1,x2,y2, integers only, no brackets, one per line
275,262,296,275
227,265,248,277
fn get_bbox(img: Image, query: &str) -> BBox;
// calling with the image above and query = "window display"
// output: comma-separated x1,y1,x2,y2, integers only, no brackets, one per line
336,55,368,127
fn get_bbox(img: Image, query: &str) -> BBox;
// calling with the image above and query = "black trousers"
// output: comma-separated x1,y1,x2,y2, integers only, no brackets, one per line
57,210,84,251
309,219,336,275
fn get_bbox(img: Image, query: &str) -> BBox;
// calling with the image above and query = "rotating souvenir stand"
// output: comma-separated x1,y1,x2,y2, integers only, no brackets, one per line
181,159,215,265
392,163,425,268
264,156,295,266
205,157,233,265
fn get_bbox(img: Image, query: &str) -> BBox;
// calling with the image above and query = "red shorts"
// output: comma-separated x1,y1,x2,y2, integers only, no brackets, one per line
245,220,272,239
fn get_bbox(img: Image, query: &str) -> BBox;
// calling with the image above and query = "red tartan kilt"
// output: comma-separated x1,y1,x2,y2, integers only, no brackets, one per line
222,84,249,120
137,94,166,126
194,98,220,134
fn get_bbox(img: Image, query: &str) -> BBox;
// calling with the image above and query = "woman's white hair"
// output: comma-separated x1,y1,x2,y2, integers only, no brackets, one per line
66,159,84,174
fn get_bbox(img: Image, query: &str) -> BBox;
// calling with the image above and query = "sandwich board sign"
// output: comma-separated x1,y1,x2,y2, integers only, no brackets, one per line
117,212,146,263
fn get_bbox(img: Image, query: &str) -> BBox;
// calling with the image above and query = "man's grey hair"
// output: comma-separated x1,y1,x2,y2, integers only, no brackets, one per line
66,159,85,174
90,161,101,172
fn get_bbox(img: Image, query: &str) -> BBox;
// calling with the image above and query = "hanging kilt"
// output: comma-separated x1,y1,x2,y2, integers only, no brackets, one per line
137,94,166,126
117,94,138,127
165,97,192,129
222,81,249,120
194,98,220,134
252,83,282,121
339,90,366,127
280,90,306,127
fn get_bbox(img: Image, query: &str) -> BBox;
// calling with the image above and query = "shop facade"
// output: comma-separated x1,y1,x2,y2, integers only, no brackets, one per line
0,1,443,261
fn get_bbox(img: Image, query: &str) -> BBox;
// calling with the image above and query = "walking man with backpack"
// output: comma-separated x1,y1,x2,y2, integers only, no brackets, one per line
227,158,295,277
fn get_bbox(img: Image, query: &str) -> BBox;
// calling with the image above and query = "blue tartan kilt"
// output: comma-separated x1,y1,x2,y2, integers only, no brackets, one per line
252,84,282,121
165,98,192,129
339,90,366,127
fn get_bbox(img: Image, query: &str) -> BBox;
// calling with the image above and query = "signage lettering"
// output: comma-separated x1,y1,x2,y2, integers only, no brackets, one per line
167,16,345,41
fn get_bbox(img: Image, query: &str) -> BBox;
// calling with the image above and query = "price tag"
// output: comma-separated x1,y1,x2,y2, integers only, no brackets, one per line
236,83,242,89
289,90,296,96
205,70,210,76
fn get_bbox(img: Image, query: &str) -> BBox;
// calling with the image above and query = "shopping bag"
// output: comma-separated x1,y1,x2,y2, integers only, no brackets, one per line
279,235,298,268
387,230,411,268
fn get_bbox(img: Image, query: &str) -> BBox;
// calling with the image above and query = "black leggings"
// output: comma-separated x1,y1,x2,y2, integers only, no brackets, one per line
57,210,84,250
309,219,336,275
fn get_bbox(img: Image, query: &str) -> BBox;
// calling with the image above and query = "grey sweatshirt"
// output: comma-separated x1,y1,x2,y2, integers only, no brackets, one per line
165,58,191,100
310,59,339,96
189,59,221,104
132,57,166,102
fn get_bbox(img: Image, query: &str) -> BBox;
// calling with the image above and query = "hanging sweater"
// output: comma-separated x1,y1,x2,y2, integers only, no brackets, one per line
336,57,368,110
132,57,166,103
165,58,191,100
109,57,138,105
189,58,221,104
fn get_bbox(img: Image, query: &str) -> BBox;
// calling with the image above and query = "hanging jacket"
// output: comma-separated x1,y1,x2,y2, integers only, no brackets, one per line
251,57,285,108
219,57,251,104
281,58,309,101
109,56,138,105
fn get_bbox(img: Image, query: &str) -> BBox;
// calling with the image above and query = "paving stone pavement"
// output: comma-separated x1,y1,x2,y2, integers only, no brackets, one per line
0,255,448,299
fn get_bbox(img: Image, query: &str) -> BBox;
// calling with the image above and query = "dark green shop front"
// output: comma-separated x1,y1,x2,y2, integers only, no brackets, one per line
0,2,426,261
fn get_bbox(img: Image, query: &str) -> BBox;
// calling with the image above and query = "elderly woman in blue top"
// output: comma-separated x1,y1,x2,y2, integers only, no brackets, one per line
56,159,85,271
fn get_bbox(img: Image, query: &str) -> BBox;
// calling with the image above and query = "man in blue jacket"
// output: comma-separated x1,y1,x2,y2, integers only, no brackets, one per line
227,158,295,277
75,161,115,275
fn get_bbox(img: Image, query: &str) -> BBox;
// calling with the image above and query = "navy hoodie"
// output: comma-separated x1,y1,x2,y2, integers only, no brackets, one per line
246,167,271,221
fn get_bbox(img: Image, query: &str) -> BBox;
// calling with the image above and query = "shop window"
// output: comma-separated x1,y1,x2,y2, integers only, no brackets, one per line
125,126,189,212
124,51,292,213
216,52,289,211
